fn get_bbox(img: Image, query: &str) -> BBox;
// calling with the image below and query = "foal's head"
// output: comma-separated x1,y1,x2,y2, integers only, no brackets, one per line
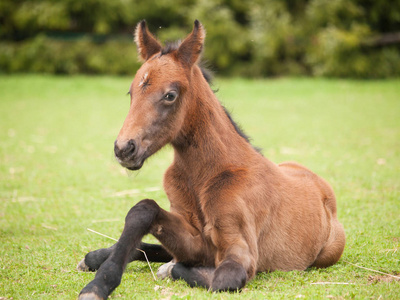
114,20,206,170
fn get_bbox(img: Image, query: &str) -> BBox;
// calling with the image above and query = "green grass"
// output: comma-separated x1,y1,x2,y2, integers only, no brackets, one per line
1,75,399,299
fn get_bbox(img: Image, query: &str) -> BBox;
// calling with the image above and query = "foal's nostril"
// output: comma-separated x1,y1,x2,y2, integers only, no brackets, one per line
114,139,137,159
126,139,137,155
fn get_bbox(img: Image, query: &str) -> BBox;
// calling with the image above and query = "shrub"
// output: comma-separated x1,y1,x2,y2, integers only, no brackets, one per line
1,0,399,78
0,36,141,75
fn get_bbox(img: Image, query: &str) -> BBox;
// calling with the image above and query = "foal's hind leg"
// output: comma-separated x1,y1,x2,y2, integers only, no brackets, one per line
169,260,247,292
79,199,210,300
171,263,215,289
312,219,346,268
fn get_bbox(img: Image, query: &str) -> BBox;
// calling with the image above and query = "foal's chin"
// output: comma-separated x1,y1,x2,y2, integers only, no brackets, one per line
116,158,145,171
126,164,144,171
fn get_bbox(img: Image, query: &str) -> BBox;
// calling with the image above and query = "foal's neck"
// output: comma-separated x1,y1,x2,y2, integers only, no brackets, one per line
171,68,255,175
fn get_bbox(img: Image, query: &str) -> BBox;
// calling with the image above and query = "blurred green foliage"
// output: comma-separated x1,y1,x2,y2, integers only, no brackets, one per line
0,0,399,77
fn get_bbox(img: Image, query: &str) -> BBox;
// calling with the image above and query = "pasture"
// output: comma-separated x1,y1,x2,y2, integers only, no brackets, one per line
1,75,399,299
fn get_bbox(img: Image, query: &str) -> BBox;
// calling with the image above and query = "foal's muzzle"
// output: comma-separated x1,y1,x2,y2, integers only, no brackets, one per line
114,139,144,170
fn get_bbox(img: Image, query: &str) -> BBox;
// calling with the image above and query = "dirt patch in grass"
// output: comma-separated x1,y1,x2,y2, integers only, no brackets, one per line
368,273,400,283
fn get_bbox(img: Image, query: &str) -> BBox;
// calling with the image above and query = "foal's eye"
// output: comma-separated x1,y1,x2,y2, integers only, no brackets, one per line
163,91,177,102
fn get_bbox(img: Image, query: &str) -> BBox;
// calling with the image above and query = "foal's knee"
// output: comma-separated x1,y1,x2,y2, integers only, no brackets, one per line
125,199,160,225
127,199,159,217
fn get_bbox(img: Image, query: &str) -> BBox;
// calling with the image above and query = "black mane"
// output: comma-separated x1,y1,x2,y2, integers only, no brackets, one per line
161,41,180,56
222,106,262,153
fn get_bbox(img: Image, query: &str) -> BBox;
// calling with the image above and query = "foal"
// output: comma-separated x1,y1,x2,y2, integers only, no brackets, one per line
78,20,345,299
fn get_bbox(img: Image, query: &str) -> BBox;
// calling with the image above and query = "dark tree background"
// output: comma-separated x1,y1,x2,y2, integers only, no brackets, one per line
1,0,399,77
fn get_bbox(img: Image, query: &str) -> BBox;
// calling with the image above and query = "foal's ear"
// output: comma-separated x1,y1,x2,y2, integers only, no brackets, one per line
134,20,162,61
177,20,205,67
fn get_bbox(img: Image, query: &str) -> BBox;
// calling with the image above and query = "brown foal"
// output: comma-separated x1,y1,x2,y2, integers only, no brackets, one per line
78,20,345,299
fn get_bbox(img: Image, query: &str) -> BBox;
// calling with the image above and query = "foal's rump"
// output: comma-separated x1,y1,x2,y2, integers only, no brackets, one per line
255,161,344,272
278,161,338,217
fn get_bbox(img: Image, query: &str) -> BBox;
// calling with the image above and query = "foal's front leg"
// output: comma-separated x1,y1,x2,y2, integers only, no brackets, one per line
78,199,209,300
79,200,159,299
77,242,172,272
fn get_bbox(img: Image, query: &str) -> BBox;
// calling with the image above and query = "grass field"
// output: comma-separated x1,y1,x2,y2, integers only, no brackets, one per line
1,75,399,299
